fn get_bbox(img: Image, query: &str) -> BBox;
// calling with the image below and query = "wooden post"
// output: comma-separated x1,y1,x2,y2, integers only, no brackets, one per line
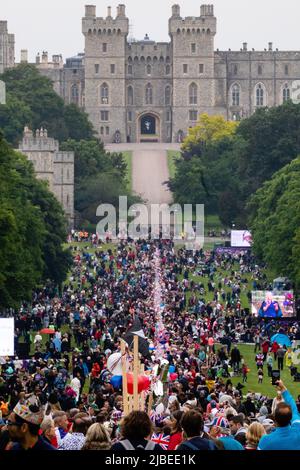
121,339,129,416
147,392,153,415
133,335,139,410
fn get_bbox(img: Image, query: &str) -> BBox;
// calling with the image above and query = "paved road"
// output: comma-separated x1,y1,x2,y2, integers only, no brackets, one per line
132,148,173,205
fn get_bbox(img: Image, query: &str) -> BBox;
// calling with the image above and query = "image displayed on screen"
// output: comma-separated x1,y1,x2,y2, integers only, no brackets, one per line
231,230,253,247
0,318,15,356
251,291,294,318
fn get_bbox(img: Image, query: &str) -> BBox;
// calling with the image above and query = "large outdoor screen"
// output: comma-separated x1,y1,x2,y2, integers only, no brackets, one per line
251,291,295,318
0,318,15,356
231,230,253,247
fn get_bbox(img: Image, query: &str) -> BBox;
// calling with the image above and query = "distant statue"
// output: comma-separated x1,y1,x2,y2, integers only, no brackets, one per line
177,130,184,143
114,130,121,144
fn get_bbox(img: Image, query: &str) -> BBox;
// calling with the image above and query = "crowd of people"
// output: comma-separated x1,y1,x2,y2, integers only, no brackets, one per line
1,235,300,451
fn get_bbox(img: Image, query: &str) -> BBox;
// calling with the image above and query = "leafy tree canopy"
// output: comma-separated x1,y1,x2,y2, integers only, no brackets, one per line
0,64,94,146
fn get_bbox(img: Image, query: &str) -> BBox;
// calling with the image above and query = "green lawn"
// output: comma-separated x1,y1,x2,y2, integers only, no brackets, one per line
122,151,132,191
215,343,300,399
167,150,180,179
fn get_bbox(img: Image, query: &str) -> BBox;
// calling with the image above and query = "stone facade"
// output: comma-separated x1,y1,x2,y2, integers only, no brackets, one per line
18,127,74,227
6,4,300,143
0,21,14,74
81,3,300,143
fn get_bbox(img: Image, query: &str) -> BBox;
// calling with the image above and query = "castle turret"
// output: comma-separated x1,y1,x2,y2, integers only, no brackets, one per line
171,5,181,17
20,49,28,63
82,4,129,143
169,4,216,142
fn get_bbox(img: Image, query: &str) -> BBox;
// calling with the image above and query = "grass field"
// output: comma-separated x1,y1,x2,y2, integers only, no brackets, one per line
167,150,181,179
215,343,300,399
122,151,133,191
25,243,300,398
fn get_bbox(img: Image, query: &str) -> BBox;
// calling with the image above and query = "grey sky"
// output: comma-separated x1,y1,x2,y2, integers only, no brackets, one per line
2,0,299,62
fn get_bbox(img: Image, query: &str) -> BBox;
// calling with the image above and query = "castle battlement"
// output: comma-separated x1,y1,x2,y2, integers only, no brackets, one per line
0,21,8,33
19,127,59,152
82,4,129,36
169,4,216,35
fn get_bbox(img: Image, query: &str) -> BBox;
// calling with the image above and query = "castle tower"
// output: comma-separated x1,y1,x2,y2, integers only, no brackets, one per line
19,128,74,227
82,4,129,143
169,4,217,142
0,21,15,74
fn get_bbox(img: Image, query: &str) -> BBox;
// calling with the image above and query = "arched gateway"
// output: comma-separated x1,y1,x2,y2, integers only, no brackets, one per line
138,113,160,142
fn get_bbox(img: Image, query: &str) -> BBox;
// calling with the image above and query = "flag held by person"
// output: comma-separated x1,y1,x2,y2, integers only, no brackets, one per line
123,316,151,359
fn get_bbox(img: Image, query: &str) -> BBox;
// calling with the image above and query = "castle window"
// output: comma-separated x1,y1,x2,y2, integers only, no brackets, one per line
283,83,290,102
95,64,99,74
145,83,153,105
71,84,79,105
102,43,107,53
166,65,171,75
232,83,240,106
100,126,104,135
258,65,263,75
285,64,289,75
67,195,70,206
199,64,204,74
255,83,266,106
183,64,188,74
146,64,151,75
165,86,171,105
100,83,109,104
189,83,198,105
191,43,196,54
189,110,198,121
106,126,110,135
127,86,134,105
232,64,238,75
100,110,109,121
128,64,133,74
67,169,70,180
128,111,133,122
110,64,115,74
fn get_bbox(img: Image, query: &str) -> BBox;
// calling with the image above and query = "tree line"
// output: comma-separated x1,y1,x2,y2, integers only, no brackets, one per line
169,104,300,288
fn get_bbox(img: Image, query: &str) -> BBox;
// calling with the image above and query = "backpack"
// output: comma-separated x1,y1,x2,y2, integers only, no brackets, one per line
181,439,215,451
119,439,156,451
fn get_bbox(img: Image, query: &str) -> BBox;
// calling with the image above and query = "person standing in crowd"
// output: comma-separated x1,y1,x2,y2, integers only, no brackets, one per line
81,423,111,450
58,413,92,450
277,346,286,371
111,411,163,451
258,368,264,384
7,400,56,450
228,414,247,446
245,422,266,450
258,380,300,450
176,410,217,450
266,353,273,377
209,416,244,450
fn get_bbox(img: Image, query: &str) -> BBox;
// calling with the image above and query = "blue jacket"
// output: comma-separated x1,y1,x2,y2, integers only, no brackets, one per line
258,390,300,450
219,436,245,450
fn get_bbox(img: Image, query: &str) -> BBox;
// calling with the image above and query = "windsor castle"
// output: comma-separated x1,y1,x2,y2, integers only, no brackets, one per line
2,4,300,144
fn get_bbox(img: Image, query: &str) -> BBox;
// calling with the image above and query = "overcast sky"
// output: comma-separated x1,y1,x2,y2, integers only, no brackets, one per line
2,0,300,62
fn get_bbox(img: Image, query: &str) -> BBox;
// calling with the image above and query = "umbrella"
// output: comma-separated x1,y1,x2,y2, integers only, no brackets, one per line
40,328,55,335
270,333,291,347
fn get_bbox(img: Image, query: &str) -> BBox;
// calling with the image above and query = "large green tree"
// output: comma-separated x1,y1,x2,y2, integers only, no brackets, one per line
0,64,94,145
0,134,72,310
60,139,139,227
249,157,300,288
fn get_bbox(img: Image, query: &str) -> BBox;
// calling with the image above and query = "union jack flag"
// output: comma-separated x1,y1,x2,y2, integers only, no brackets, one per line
151,433,170,450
